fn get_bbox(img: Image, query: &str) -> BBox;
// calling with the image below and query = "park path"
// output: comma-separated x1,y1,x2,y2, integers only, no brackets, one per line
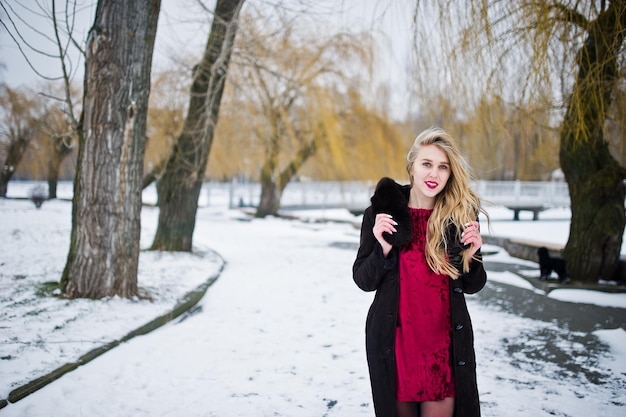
1,207,624,417
1,209,375,417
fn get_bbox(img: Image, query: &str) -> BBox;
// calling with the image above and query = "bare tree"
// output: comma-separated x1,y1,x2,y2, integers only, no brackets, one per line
44,107,75,198
0,84,78,196
34,82,81,199
151,0,245,252
409,0,626,284
0,85,45,196
45,1,83,198
208,73,411,184
228,5,373,217
142,69,189,190
61,0,161,298
0,0,85,195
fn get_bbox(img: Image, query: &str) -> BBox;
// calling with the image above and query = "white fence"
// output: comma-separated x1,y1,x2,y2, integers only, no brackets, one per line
473,181,570,208
221,180,570,212
6,180,570,213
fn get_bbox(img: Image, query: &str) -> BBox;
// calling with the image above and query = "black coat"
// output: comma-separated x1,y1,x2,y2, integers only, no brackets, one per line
352,178,486,417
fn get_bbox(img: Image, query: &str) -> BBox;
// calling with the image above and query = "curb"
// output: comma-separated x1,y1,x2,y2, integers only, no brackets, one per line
483,235,626,293
0,253,226,409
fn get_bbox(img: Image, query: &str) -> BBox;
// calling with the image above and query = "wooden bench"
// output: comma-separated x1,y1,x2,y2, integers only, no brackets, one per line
506,206,547,221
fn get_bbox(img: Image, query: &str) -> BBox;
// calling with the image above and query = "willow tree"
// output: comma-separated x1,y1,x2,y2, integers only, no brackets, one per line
61,0,161,298
307,85,411,182
450,93,561,181
411,1,626,283
209,76,410,183
46,114,75,199
39,82,81,198
0,85,46,197
229,5,373,217
151,0,245,251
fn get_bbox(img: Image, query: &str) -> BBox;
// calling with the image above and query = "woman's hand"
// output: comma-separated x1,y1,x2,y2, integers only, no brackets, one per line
461,220,482,257
373,213,396,258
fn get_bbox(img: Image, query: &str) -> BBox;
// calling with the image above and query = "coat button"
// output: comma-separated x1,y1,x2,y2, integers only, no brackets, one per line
457,361,466,366
453,287,463,293
455,324,464,330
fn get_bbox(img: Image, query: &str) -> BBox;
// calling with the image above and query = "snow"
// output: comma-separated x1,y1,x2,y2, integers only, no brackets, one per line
548,289,626,308
594,328,626,376
1,182,625,417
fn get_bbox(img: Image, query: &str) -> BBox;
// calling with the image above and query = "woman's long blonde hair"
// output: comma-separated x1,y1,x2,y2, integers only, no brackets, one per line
406,127,488,279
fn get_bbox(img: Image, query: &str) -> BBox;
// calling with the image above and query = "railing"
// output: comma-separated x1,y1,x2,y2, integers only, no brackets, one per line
473,181,570,208
223,180,570,212
6,180,570,213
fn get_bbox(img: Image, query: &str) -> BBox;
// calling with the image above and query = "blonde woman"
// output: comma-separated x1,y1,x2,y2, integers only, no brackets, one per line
353,127,488,417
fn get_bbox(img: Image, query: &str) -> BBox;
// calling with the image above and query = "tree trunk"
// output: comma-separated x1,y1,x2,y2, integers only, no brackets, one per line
47,134,73,199
142,156,166,190
0,135,28,197
560,3,626,284
255,138,317,218
151,0,245,251
61,0,161,298
47,159,60,200
256,169,282,218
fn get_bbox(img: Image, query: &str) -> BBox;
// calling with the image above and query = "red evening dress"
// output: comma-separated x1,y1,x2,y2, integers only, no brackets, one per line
395,208,455,402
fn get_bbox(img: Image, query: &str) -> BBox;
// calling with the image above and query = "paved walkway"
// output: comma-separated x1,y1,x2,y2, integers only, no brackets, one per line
483,261,626,331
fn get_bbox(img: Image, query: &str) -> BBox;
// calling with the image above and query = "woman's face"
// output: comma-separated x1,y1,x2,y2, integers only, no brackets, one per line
409,144,451,203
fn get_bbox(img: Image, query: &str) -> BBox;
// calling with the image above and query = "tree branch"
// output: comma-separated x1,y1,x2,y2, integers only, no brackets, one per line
548,2,589,30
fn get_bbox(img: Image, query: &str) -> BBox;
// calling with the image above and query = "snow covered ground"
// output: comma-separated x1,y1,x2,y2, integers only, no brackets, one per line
1,181,625,416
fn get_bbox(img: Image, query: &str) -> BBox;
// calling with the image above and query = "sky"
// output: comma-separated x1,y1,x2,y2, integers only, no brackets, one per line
1,181,625,416
0,0,414,115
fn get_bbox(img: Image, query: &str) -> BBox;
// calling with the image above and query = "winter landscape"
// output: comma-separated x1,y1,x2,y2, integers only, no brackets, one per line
1,181,625,417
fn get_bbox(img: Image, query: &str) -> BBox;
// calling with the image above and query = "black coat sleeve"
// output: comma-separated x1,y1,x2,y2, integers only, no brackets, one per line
353,206,398,292
447,220,487,294
459,249,487,294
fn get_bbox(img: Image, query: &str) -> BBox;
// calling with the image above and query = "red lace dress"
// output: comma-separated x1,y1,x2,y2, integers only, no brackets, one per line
395,208,455,402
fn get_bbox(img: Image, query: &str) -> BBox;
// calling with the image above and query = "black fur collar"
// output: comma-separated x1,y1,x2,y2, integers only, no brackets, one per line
370,177,468,273
370,177,412,247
